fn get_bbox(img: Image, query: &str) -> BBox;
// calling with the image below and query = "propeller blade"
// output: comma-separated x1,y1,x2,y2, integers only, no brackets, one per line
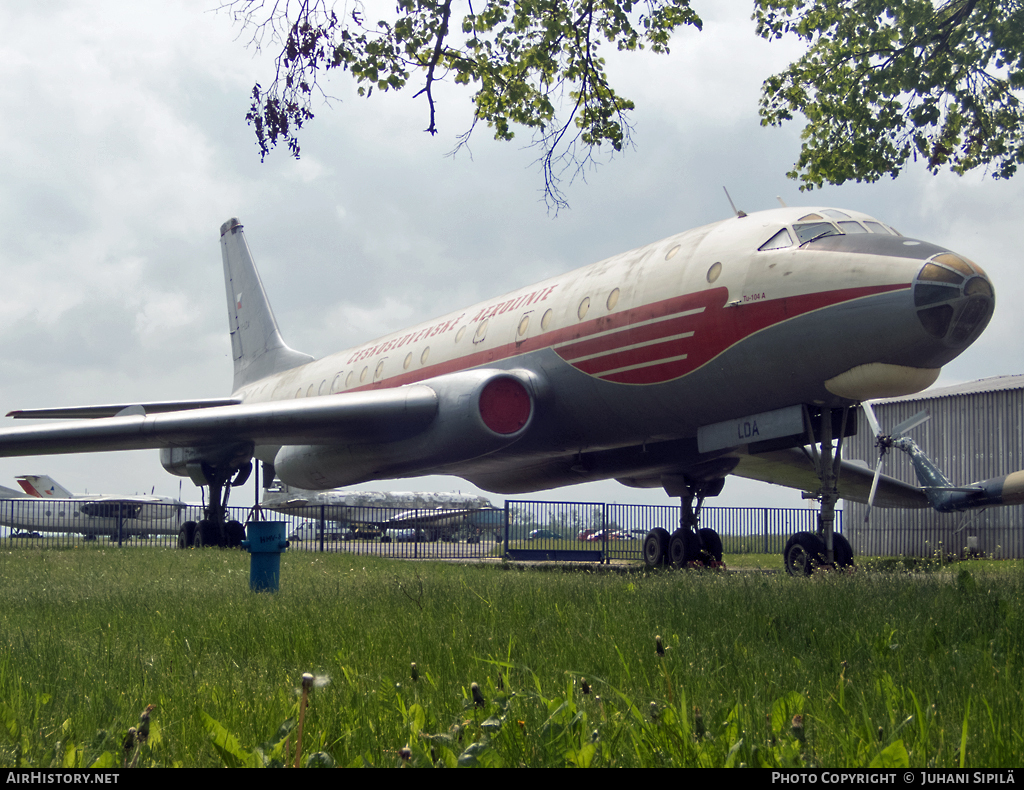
861,402,882,438
892,409,930,438
864,453,885,523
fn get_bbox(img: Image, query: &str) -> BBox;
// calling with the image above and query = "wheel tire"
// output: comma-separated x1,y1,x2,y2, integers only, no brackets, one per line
179,521,197,549
784,532,827,576
698,527,724,563
193,520,213,548
832,533,854,569
643,528,670,566
226,520,246,548
668,529,700,568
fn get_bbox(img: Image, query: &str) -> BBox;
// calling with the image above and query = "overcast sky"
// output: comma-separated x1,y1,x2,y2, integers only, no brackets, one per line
0,1,1020,510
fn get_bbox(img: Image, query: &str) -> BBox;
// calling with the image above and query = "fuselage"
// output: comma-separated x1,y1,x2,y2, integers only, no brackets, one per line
232,207,995,493
0,496,184,537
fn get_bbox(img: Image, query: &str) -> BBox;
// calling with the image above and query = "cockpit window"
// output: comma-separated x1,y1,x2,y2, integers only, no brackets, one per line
863,221,890,235
821,209,851,220
794,221,842,243
758,228,794,251
838,221,868,234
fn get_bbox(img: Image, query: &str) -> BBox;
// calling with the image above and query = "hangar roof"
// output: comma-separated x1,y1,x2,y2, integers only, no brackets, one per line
873,374,1024,404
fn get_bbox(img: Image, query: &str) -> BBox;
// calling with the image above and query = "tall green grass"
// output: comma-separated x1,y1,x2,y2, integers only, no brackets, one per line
0,546,1021,767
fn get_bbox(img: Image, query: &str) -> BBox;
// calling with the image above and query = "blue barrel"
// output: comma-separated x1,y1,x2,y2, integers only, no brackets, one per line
241,521,289,592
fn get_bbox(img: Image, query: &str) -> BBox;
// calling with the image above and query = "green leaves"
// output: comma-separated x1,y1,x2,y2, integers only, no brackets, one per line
229,0,701,209
756,0,1024,189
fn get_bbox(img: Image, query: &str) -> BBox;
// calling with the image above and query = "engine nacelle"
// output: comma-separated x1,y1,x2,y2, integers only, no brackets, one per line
273,368,542,490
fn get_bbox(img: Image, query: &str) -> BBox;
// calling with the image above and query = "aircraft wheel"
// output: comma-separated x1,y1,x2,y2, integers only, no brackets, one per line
698,527,724,563
226,520,246,548
784,532,827,576
643,528,670,566
193,520,213,548
178,521,197,549
832,533,854,570
669,529,700,568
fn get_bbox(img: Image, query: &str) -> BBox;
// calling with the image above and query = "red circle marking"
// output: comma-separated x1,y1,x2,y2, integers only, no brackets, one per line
478,377,531,434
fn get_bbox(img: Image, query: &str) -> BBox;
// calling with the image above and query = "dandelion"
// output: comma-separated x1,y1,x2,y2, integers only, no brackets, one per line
791,714,805,743
295,672,315,769
122,727,136,755
137,704,155,745
655,635,665,657
471,682,485,708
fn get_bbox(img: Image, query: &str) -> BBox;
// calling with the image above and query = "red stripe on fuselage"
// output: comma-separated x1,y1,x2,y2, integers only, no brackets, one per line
304,282,910,394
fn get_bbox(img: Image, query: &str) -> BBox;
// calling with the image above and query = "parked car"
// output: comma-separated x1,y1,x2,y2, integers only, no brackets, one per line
584,530,626,542
528,529,562,540
288,521,352,541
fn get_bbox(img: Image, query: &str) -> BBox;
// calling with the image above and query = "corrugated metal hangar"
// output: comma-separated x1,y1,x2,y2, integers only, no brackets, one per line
843,375,1024,558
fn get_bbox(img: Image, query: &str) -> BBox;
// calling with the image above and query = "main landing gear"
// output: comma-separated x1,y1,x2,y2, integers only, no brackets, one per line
177,461,252,549
784,405,856,576
644,478,725,570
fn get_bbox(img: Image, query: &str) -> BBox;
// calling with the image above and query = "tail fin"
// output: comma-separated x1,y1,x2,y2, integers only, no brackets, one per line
220,218,314,391
17,475,74,498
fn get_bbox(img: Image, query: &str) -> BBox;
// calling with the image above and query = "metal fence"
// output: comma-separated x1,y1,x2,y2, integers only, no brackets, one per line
504,501,837,562
0,497,838,563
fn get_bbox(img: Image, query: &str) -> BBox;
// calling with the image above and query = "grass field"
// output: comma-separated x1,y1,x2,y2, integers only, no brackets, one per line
0,546,1021,768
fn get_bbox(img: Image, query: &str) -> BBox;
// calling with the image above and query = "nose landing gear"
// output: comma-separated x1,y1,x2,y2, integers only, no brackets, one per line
787,405,856,576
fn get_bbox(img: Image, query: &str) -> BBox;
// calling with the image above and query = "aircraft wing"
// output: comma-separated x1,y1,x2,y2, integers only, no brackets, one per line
384,508,484,526
730,448,930,509
0,386,438,457
6,398,242,419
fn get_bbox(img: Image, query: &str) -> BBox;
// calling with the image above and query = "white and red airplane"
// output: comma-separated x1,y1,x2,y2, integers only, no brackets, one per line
0,474,185,539
0,207,1007,571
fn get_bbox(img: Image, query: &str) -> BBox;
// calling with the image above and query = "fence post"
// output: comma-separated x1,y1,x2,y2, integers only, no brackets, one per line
601,503,607,564
503,501,510,558
319,505,325,553
763,508,768,555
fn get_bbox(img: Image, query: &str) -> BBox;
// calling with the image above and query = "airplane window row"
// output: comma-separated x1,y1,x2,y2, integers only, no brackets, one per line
287,284,624,398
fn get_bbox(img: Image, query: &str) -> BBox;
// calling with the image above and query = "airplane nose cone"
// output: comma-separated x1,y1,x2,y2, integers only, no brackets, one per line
912,253,994,348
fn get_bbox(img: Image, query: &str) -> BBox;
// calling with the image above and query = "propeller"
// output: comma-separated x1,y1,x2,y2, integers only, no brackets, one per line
861,403,931,523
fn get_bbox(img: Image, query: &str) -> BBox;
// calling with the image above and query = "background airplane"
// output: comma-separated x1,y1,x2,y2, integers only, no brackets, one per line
0,204,1005,574
261,479,501,542
0,475,186,539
